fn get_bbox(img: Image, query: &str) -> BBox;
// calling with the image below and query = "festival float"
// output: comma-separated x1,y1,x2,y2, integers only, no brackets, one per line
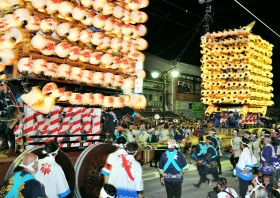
200,22,273,134
0,0,149,197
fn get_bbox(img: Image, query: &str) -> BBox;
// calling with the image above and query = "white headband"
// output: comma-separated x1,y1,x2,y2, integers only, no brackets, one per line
100,186,115,198
19,155,38,172
255,176,262,185
241,140,248,146
42,147,60,156
167,141,179,148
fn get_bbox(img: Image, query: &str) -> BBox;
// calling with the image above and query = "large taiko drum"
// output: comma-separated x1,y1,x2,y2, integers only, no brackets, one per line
4,147,75,197
74,143,116,198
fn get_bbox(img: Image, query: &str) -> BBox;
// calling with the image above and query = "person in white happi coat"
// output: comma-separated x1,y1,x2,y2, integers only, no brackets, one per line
137,123,148,143
35,141,70,198
245,175,264,198
102,136,128,183
126,124,137,142
230,129,242,170
236,138,258,198
107,142,144,198
156,124,169,143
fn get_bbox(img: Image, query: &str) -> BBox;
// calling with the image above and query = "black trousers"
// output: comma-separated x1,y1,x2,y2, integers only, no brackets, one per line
238,176,250,198
165,181,182,198
230,154,239,169
102,114,118,141
216,156,222,174
196,166,218,187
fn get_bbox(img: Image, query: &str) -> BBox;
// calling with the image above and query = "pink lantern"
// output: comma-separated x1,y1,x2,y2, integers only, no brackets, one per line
92,71,104,85
101,53,113,67
93,93,104,106
102,96,114,108
102,2,113,15
55,22,71,37
13,8,30,27
92,14,106,29
103,72,115,86
113,97,125,108
72,6,87,21
54,42,71,58
89,51,103,65
69,46,81,61
0,49,14,66
112,21,122,35
40,40,55,56
123,77,135,89
112,6,124,19
58,2,74,19
81,70,93,84
103,18,114,32
70,66,82,81
26,16,41,32
79,29,93,44
56,64,71,79
79,49,91,63
81,11,95,25
91,32,105,46
31,0,46,10
32,59,47,75
40,18,57,33
81,0,93,8
67,27,81,42
112,75,123,87
81,93,94,105
98,36,111,50
69,93,82,105
17,57,33,74
121,24,133,36
45,62,58,77
58,91,72,102
111,56,120,70
50,88,65,98
45,0,60,14
30,34,48,50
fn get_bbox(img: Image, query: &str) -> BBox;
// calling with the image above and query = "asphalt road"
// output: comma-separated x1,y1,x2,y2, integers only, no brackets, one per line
142,152,241,198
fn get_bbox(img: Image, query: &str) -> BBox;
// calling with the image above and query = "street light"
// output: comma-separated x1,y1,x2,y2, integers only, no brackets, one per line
151,68,179,120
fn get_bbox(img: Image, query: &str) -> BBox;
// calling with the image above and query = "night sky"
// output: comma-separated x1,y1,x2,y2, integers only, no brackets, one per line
143,0,280,107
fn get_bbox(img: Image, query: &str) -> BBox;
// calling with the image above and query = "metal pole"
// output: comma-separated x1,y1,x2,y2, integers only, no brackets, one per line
162,72,168,120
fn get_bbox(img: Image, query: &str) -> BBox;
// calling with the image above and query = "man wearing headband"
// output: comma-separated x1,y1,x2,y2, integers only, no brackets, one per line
193,136,219,188
236,138,258,198
192,136,211,186
259,136,276,176
99,183,117,198
208,177,238,198
159,138,188,198
208,128,222,175
106,142,143,198
102,136,128,183
245,176,264,198
0,153,47,198
230,129,242,171
102,106,144,141
35,141,70,198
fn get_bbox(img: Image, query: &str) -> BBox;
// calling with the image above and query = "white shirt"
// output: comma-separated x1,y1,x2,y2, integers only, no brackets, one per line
231,136,241,158
108,154,143,196
102,148,127,176
217,187,239,198
35,156,70,198
236,148,256,170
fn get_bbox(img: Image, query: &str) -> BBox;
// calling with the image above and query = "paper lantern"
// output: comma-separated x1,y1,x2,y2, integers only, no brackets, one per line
89,51,103,65
40,40,55,56
32,59,47,75
69,46,81,61
55,42,71,58
93,93,104,106
56,64,71,79
26,16,41,32
45,62,58,78
79,29,93,44
72,6,87,21
58,91,72,102
67,27,81,42
42,82,58,95
92,72,104,85
58,2,74,19
70,66,82,81
102,96,114,107
81,93,94,105
69,93,82,105
17,57,33,74
79,49,91,62
21,86,45,107
13,8,30,27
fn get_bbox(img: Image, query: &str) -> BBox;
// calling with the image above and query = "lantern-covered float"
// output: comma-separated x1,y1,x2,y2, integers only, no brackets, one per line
200,21,274,137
